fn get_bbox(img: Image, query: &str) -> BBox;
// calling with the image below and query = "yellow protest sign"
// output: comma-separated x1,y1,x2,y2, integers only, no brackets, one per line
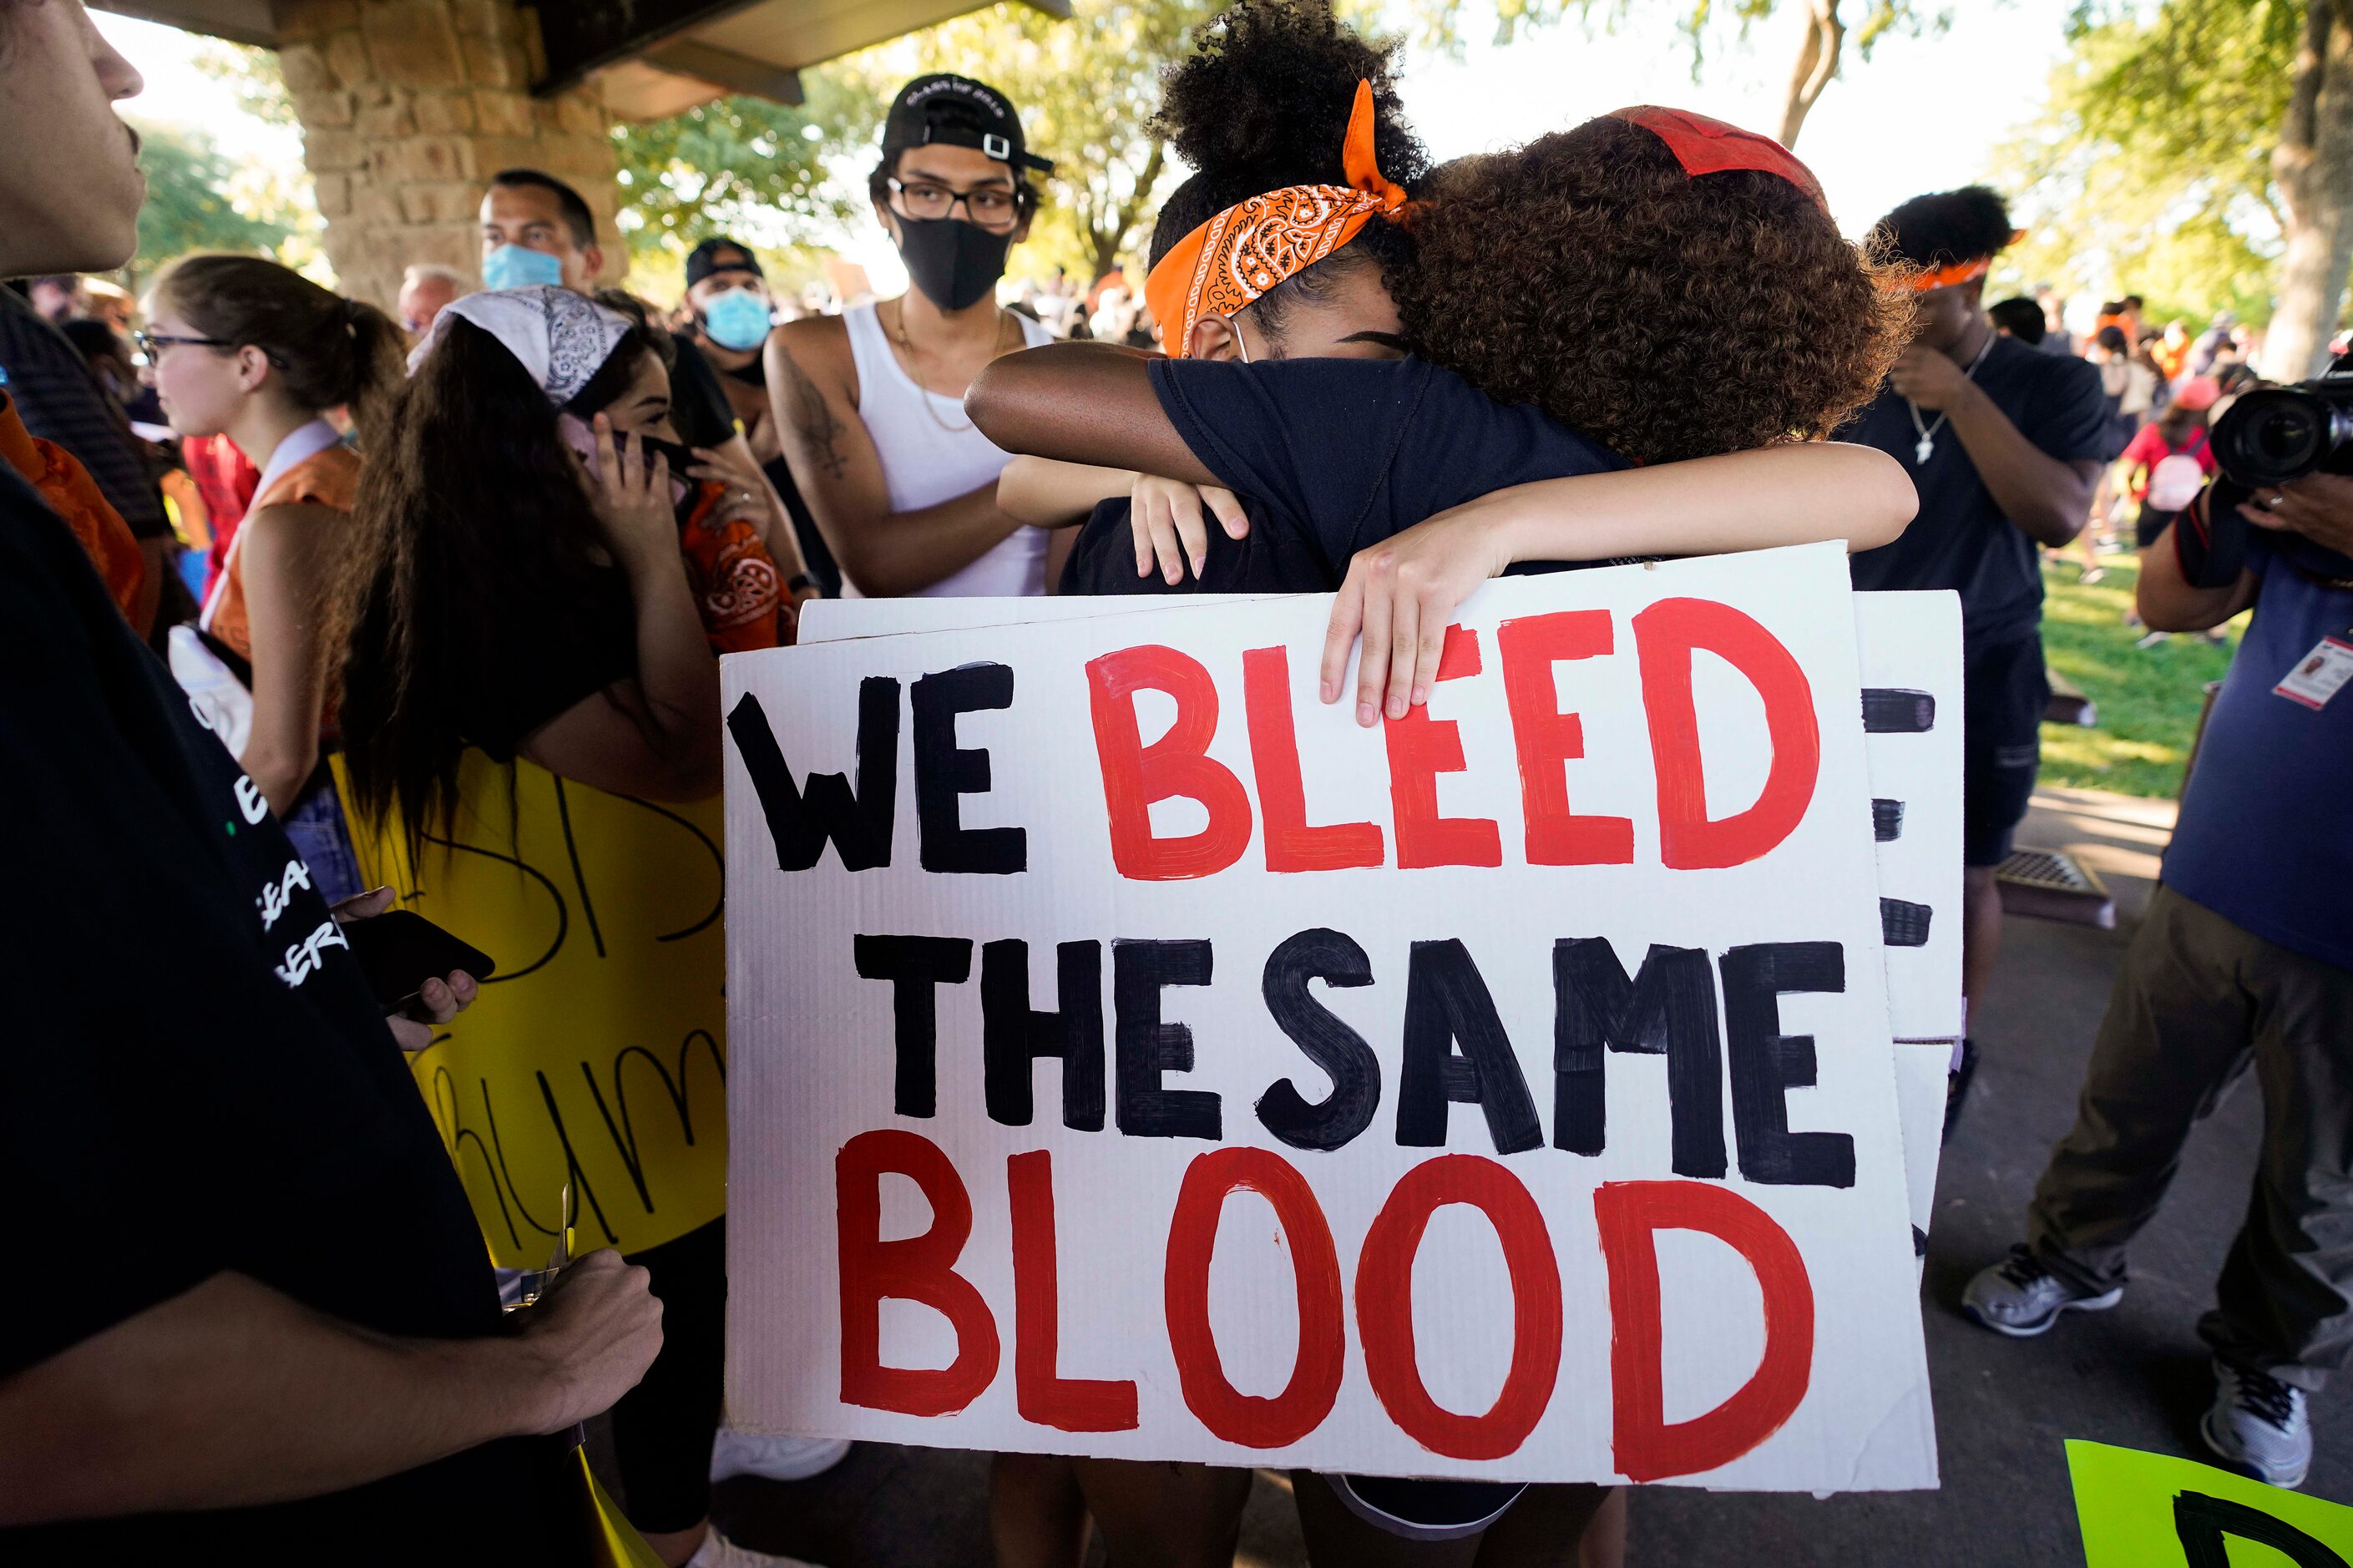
2068,1439,2353,1567
342,752,729,1267
579,1449,668,1568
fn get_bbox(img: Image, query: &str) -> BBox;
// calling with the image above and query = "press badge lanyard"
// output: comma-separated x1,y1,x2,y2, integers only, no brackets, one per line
2275,615,2353,712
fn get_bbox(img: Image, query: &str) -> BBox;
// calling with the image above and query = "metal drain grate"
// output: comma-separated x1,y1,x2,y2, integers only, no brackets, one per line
1996,848,2117,929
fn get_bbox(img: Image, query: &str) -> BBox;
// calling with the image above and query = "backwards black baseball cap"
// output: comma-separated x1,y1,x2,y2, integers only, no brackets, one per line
883,73,1055,177
684,237,762,290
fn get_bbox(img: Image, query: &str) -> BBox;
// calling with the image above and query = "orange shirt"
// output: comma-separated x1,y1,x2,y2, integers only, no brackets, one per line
204,440,362,663
0,389,145,623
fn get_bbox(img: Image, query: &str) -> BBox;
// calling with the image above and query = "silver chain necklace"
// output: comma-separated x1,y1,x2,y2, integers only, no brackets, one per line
1907,331,1996,465
888,297,1016,434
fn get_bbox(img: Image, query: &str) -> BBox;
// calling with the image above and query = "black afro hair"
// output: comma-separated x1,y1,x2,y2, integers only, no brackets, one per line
1146,0,1429,268
1870,185,2015,271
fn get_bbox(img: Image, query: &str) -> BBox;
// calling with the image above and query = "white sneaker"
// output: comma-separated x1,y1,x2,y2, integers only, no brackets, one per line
709,1429,853,1484
2201,1358,2314,1489
1961,1245,2123,1337
681,1525,824,1568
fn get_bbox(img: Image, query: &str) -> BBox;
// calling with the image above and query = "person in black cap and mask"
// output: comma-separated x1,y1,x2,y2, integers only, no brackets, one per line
680,236,839,597
766,73,1060,598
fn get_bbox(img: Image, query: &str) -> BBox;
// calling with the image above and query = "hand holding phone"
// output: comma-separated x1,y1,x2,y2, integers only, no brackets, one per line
339,908,497,1015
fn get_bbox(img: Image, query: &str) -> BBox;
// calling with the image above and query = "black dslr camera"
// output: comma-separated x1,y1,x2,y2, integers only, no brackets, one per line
2212,361,2353,488
2188,358,2353,587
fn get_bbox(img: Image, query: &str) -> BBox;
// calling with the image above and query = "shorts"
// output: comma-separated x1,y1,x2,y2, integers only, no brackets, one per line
1962,633,2048,867
1317,1473,1527,1541
282,776,365,905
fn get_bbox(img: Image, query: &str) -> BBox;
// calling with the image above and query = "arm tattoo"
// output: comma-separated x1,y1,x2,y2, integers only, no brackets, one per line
778,352,850,482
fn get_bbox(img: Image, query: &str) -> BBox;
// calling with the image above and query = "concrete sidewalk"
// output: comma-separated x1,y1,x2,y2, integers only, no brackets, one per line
678,786,2345,1565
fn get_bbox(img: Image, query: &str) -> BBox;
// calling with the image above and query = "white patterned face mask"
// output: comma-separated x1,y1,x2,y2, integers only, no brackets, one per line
405,284,631,406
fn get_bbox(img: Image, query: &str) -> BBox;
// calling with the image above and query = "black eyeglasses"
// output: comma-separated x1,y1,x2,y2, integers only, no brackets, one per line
132,329,230,356
887,176,1023,233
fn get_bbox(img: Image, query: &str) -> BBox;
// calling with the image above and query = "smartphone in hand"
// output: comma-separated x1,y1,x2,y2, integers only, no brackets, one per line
341,909,496,1015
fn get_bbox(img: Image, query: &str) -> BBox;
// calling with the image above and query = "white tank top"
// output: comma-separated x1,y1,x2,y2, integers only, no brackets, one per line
842,301,1054,598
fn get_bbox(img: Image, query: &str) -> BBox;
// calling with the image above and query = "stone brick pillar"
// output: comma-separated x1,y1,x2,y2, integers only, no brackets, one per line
275,0,626,310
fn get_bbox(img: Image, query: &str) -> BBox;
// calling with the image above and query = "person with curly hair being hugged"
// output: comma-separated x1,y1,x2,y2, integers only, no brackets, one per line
972,106,1912,725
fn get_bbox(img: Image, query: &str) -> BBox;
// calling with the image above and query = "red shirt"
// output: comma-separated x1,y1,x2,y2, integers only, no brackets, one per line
182,433,259,595
2118,423,2214,500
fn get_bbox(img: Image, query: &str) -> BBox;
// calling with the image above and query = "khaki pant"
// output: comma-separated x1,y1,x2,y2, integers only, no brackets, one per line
2029,884,2353,1391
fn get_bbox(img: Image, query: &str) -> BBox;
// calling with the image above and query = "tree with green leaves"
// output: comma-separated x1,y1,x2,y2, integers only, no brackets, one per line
608,73,878,265
128,119,291,288
2006,1,2352,379
1409,0,1948,146
2267,0,2353,376
1996,2,2290,330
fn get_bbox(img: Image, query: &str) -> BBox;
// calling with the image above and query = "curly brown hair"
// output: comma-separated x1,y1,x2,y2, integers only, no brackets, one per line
1394,117,1908,467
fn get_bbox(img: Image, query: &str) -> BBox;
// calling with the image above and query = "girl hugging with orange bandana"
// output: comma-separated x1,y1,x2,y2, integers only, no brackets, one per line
976,0,1918,731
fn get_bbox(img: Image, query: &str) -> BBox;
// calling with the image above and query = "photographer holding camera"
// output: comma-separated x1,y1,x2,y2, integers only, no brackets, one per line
1963,363,2353,1490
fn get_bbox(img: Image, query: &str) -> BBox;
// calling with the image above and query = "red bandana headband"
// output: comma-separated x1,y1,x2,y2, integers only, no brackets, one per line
1608,105,1827,210
1144,79,1409,358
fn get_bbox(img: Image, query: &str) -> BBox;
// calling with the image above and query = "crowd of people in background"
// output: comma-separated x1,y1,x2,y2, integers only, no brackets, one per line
3,0,2349,1561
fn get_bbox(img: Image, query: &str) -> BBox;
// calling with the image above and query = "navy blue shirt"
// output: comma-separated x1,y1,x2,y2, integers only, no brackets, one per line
1064,356,1627,595
2163,533,2353,972
1843,334,2112,645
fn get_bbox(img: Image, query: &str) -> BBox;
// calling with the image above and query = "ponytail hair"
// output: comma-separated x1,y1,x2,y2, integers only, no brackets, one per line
151,254,406,443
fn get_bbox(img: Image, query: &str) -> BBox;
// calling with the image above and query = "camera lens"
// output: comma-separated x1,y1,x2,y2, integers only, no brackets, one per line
2258,406,2322,468
2214,387,2340,488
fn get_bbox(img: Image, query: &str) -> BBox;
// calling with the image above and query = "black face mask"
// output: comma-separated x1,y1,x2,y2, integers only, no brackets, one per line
896,215,1015,311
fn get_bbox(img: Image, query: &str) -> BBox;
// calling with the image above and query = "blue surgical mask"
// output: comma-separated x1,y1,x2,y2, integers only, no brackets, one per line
482,244,565,291
700,287,774,352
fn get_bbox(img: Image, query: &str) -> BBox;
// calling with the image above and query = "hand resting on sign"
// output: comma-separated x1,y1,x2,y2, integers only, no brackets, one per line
1323,442,1920,726
329,887,480,1052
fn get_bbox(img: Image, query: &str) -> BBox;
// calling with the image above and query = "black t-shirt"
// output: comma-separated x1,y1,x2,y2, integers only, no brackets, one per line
665,333,741,453
1842,334,2112,645
1065,356,1627,595
670,331,843,599
0,468,583,1559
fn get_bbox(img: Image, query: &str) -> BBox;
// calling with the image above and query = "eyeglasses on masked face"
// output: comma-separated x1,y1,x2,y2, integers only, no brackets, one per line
886,176,1022,233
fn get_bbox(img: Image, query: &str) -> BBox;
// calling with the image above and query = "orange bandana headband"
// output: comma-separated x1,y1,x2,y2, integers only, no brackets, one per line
1905,256,1992,293
1145,79,1409,358
1898,231,2025,292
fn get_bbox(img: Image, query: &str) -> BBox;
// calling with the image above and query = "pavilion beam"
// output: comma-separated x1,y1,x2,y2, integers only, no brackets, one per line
526,0,766,96
640,39,805,104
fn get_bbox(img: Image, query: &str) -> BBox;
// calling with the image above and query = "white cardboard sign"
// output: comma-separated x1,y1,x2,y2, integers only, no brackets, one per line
800,589,1965,1044
726,545,1940,1491
1851,594,1966,1044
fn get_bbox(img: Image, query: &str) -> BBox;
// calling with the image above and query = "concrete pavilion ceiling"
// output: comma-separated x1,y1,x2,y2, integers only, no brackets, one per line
89,0,1070,121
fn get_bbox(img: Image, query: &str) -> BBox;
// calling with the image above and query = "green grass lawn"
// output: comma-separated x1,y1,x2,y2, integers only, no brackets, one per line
2037,550,2246,799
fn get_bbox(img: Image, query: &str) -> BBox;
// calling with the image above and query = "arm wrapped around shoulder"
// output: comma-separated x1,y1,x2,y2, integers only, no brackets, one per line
2172,478,2253,589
